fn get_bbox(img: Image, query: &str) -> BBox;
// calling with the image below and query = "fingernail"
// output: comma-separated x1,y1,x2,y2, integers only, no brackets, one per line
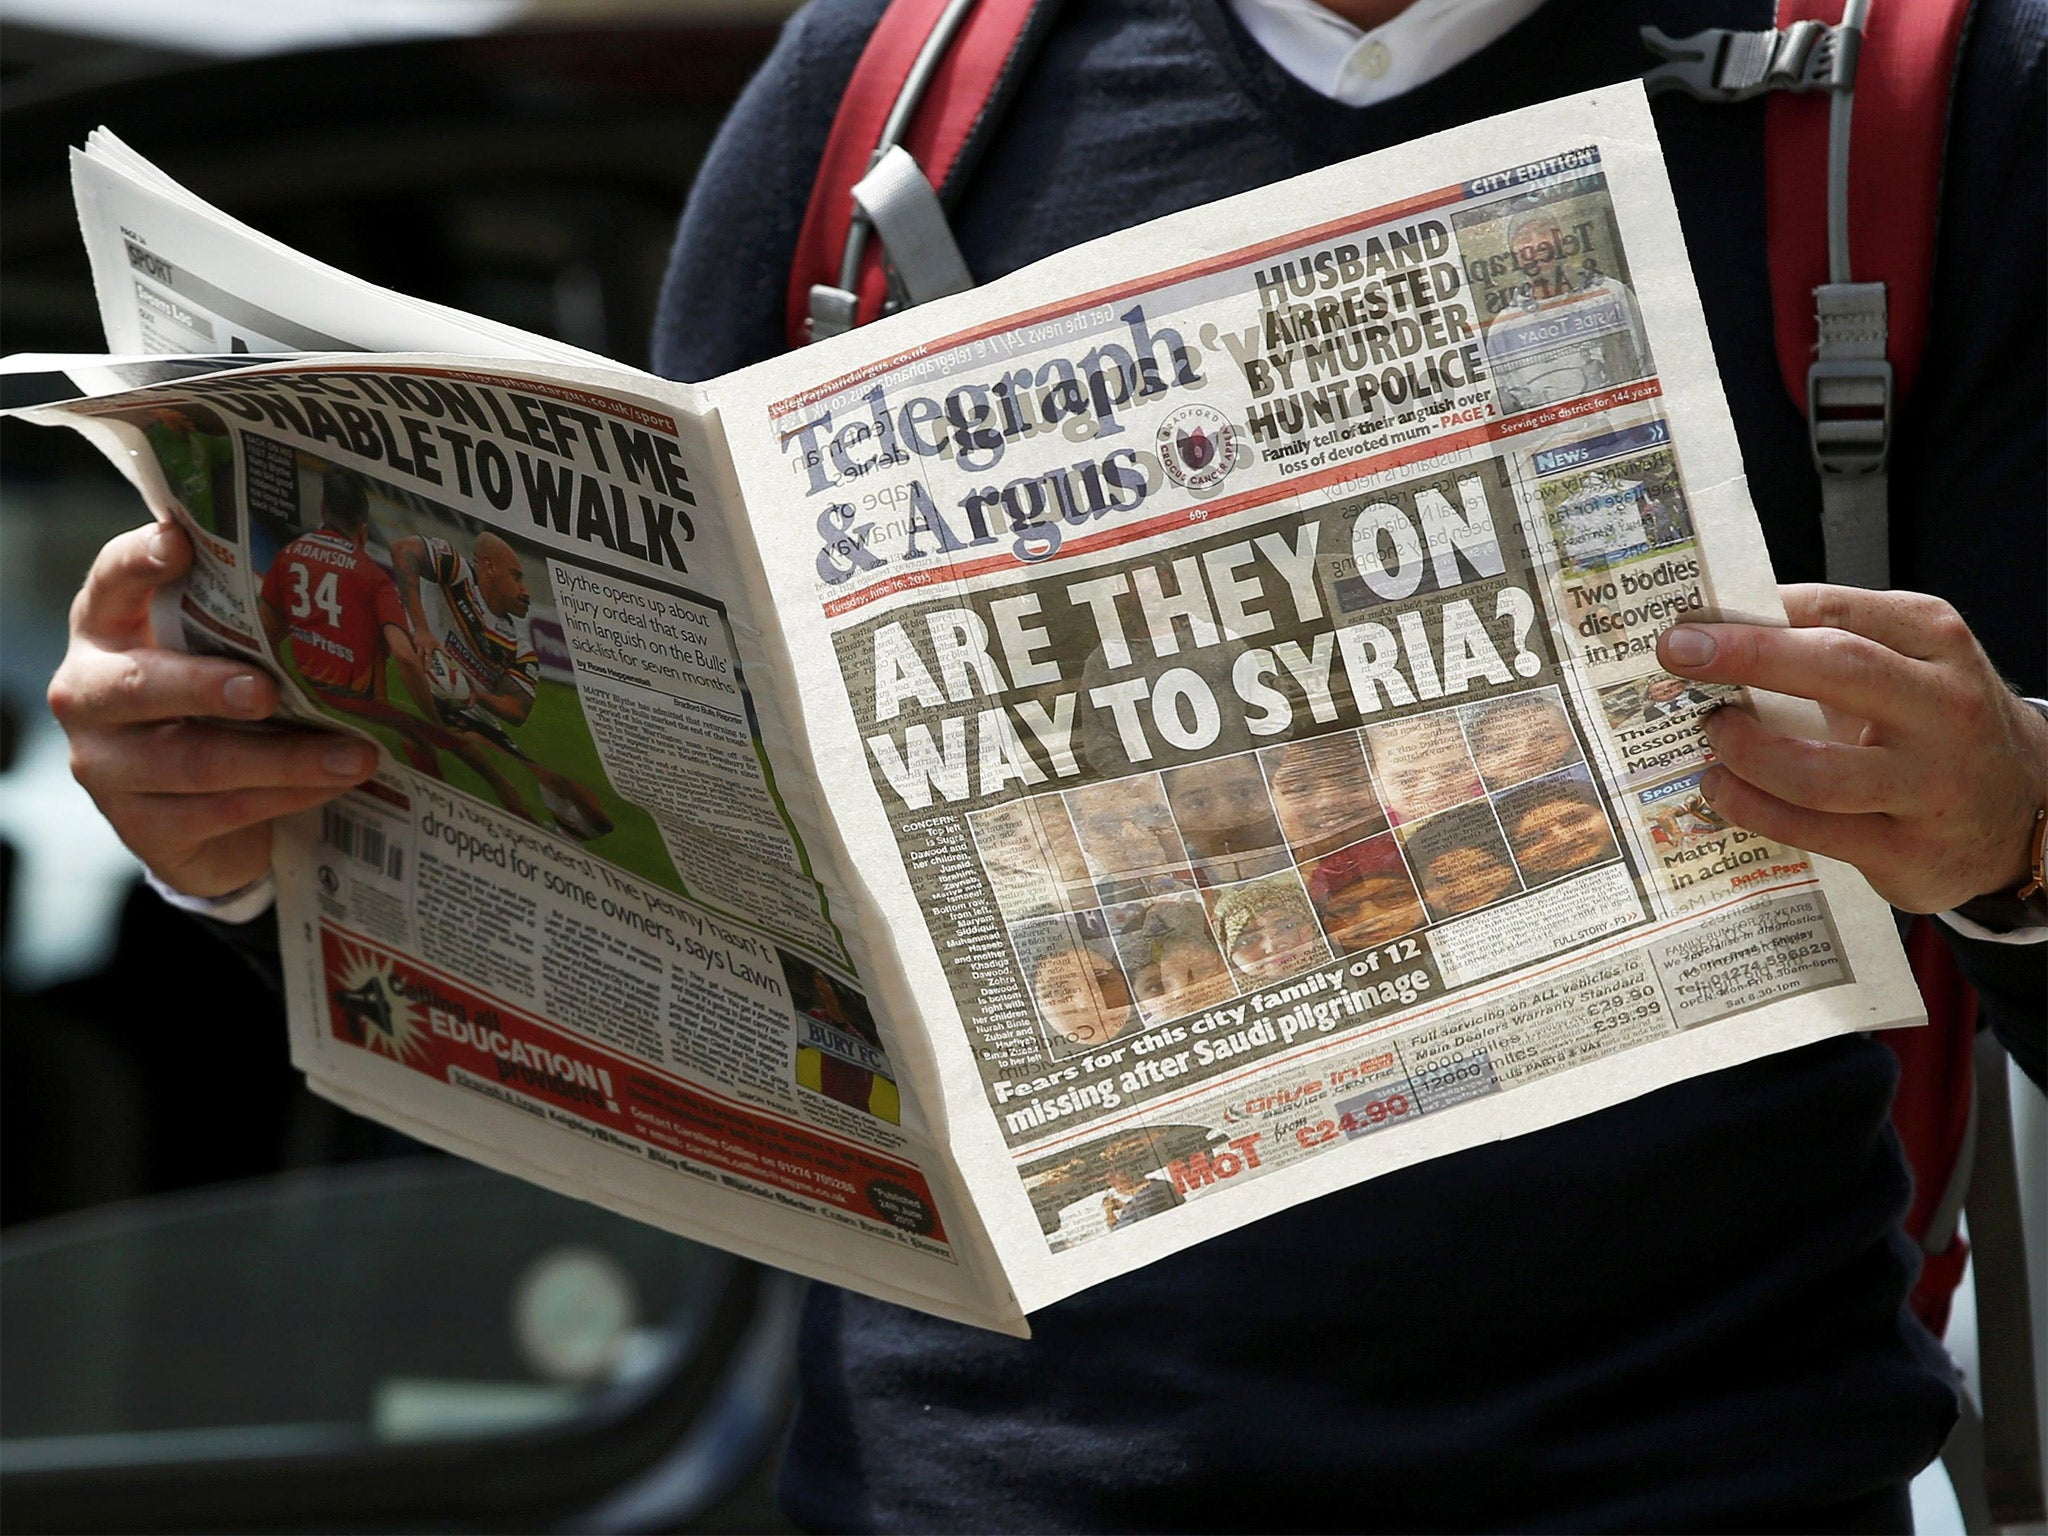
148,524,179,565
1699,766,1727,801
325,743,377,779
1663,627,1716,668
222,674,265,714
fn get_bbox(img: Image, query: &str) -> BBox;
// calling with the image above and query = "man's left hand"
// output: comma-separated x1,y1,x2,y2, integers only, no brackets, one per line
1657,585,2048,914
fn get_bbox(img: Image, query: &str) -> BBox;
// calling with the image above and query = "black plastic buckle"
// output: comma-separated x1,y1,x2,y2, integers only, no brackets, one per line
1643,20,1851,101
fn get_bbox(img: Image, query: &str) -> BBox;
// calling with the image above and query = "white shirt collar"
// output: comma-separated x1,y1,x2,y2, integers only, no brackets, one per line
1228,0,1551,108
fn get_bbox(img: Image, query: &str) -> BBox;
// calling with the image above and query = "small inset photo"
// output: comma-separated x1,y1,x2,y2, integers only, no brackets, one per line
1364,712,1483,825
1461,688,1583,793
1106,892,1236,1027
1637,770,1729,854
1261,733,1388,861
1454,180,1655,417
1064,777,1195,906
1399,801,1523,921
1015,910,1138,1057
1595,674,1734,733
1538,448,1694,574
969,797,1097,921
1494,766,1619,887
1162,754,1289,887
784,953,881,1046
1205,871,1331,992
1021,1127,1213,1248
136,401,240,540
1302,832,1424,953
80,398,241,540
784,953,899,1125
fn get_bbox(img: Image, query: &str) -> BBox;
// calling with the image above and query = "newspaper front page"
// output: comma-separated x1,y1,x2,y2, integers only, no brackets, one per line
16,87,1921,1331
710,84,1920,1308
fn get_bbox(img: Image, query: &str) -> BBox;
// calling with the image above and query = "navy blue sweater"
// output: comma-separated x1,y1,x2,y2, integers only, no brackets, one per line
648,0,2046,1530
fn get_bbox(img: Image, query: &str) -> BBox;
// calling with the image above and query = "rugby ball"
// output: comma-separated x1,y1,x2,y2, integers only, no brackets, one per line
426,648,473,709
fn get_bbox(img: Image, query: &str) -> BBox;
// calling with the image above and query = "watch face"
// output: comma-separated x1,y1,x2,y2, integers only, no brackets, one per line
2029,806,2048,904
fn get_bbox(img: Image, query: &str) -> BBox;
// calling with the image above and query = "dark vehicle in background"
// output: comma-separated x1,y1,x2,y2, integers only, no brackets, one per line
0,8,806,1529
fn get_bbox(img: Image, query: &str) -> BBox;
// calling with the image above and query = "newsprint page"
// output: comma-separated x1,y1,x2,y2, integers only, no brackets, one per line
16,86,1921,1333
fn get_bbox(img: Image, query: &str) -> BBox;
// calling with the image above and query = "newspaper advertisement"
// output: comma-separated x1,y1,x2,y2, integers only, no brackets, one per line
13,87,1921,1331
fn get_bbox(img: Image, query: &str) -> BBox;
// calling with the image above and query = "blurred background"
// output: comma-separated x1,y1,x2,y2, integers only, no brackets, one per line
2,3,2041,1534
0,3,809,1529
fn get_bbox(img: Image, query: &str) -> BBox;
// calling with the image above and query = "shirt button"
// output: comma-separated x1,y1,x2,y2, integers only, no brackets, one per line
1361,40,1392,79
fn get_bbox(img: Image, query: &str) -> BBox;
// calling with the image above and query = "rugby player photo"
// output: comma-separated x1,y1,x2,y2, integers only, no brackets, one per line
390,528,615,843
257,464,532,812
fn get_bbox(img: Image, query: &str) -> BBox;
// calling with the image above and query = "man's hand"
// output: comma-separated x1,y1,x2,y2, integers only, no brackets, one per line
1657,585,2048,913
47,522,379,899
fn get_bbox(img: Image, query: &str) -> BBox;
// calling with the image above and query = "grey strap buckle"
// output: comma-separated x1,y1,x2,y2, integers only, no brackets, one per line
808,284,861,342
1809,283,1894,589
1808,357,1894,476
809,148,975,341
807,0,983,343
1809,280,1892,478
853,145,974,306
1642,19,1855,101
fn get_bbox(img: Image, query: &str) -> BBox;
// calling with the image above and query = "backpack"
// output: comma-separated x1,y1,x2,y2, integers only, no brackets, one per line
782,1,2041,1520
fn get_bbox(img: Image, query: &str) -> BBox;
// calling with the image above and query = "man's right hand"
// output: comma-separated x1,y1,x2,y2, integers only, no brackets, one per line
48,521,380,899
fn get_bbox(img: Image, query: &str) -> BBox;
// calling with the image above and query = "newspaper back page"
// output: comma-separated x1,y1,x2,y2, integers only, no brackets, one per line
26,352,1018,1327
45,134,1023,1328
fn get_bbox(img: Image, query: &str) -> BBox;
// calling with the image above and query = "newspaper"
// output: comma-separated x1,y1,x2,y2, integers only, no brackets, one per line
15,87,1922,1334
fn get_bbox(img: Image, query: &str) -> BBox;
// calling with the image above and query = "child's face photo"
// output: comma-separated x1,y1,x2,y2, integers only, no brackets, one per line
1110,894,1237,1025
1262,734,1387,859
1500,771,1618,884
1066,777,1193,896
1366,714,1483,824
1304,834,1423,951
1209,874,1330,988
1028,931,1136,1048
1401,801,1524,921
1163,755,1289,884
1463,691,1581,790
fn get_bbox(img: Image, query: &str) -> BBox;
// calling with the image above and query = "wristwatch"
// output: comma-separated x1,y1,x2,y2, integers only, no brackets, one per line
1955,803,2048,931
1955,696,2048,932
2021,807,2048,901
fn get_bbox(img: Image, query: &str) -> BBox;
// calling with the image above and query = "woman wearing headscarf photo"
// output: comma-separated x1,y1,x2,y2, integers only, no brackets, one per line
1208,873,1330,989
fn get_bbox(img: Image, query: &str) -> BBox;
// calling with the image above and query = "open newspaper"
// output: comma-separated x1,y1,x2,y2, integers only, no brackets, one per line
16,86,1922,1333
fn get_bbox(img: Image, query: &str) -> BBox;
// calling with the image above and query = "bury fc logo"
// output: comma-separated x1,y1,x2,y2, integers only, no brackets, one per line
1155,404,1239,495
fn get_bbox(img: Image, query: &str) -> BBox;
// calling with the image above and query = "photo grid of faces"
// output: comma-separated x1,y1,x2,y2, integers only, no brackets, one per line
968,686,1627,1060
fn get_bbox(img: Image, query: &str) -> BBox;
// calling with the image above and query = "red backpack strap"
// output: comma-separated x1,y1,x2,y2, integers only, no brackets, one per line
1650,0,1970,587
1884,916,1979,1335
1646,0,1989,1346
785,0,1059,349
1760,0,1984,1333
1765,0,1974,414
